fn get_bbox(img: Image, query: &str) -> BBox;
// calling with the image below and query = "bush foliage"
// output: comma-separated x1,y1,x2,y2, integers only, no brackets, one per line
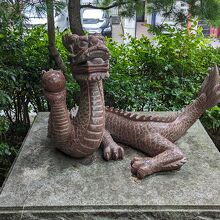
106,25,220,109
105,25,220,133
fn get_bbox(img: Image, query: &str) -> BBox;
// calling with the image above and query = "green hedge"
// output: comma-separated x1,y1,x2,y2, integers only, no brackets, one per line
105,25,220,131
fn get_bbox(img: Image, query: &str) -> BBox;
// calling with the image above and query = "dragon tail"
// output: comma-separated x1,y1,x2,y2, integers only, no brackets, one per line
177,65,220,127
199,65,220,109
168,66,220,141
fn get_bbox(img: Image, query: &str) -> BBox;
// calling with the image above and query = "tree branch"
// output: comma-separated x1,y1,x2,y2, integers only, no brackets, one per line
46,0,66,74
69,0,84,35
80,1,127,10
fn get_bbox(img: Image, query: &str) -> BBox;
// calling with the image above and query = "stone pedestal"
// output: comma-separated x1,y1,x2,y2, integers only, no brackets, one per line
0,112,220,219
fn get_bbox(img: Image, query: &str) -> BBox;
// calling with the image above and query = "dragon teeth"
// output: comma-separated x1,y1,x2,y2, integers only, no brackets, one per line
124,112,131,116
114,108,119,113
138,115,146,120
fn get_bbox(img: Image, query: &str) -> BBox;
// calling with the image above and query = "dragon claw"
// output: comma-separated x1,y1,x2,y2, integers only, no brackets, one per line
131,166,137,175
119,147,124,159
112,151,118,160
103,144,124,161
131,157,154,178
105,152,110,161
131,156,143,166
136,168,146,179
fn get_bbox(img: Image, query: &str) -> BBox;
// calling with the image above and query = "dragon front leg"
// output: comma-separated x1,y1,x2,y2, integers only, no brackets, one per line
131,133,186,179
101,130,124,161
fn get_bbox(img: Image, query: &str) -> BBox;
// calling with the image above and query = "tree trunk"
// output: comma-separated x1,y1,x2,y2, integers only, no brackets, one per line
46,0,66,73
68,0,84,35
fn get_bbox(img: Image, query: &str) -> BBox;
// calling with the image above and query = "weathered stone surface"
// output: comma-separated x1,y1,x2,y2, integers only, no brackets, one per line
0,112,220,219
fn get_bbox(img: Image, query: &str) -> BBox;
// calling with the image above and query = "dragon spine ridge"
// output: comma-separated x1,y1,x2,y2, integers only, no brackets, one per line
105,106,178,122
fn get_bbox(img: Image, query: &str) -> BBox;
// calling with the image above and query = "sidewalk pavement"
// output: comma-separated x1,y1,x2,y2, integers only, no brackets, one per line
112,22,220,48
210,39,220,48
112,22,153,43
112,24,124,43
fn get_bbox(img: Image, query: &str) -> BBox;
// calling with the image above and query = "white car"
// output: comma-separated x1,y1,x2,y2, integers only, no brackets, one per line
82,9,112,37
55,8,112,37
54,7,69,32
22,6,112,37
23,6,47,28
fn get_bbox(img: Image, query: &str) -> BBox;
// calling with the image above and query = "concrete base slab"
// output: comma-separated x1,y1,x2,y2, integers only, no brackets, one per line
0,112,220,219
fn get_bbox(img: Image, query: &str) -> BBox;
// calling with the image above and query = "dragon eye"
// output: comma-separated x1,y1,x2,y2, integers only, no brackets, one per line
89,36,98,46
79,40,88,48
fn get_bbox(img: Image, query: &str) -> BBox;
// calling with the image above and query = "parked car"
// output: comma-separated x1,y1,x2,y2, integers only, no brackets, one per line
81,9,112,37
23,6,47,28
54,7,69,32
22,5,112,37
55,8,112,37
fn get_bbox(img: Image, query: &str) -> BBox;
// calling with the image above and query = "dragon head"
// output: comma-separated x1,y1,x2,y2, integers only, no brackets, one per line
63,34,109,81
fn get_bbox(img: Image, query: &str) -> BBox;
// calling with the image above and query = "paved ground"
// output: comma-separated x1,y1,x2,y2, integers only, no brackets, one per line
112,24,124,43
136,22,153,39
210,39,220,48
112,22,153,43
0,112,220,219
112,22,220,47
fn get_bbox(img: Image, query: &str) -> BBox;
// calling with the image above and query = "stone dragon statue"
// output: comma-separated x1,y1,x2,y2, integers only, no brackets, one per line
42,34,220,179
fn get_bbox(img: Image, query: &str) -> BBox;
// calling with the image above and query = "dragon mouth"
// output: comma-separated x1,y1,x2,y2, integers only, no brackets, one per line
73,71,110,81
63,34,110,81
71,47,109,81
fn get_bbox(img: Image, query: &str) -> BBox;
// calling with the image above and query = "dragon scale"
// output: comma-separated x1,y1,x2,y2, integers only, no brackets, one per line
72,81,105,156
105,92,207,147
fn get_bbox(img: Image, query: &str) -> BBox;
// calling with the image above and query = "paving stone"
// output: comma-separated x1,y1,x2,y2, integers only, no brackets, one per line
0,112,219,219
